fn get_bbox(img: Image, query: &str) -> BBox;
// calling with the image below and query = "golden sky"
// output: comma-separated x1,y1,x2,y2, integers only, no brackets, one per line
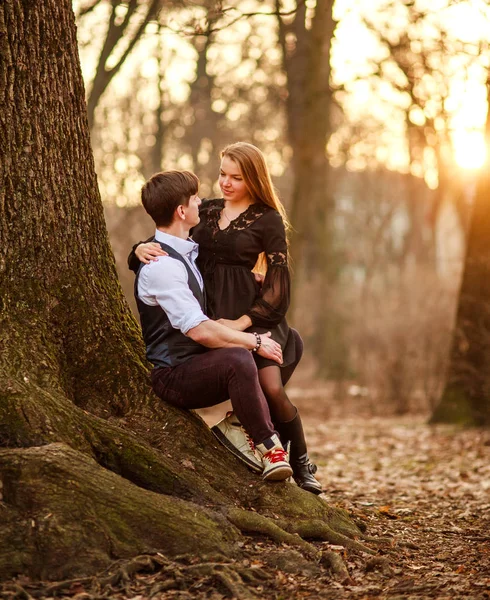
75,0,489,205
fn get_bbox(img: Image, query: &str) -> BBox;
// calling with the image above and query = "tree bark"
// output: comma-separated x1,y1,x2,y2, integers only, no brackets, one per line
431,75,490,427
0,0,363,582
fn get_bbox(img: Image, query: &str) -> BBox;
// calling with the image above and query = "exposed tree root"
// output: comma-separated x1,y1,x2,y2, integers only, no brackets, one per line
36,578,92,596
183,562,267,581
188,565,261,600
1,375,376,585
0,412,377,581
225,505,380,586
3,554,272,600
226,508,321,560
365,556,393,575
7,585,34,600
224,507,376,586
321,550,353,584
360,534,394,544
398,541,419,550
0,444,239,580
1,380,227,506
145,559,269,599
278,519,376,555
97,554,161,587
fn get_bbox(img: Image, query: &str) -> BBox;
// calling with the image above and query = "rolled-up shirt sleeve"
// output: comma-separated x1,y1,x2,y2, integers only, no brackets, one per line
138,256,209,334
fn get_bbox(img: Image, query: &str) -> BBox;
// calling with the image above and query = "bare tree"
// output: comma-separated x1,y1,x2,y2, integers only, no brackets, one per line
80,0,164,129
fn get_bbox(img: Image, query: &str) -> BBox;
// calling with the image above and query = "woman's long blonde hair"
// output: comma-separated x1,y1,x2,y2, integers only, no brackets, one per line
220,142,290,274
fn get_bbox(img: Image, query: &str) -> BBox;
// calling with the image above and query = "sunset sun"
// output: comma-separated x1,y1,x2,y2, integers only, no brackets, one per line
453,130,488,170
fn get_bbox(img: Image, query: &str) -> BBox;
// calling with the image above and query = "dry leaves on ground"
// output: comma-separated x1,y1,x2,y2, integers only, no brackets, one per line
2,412,490,599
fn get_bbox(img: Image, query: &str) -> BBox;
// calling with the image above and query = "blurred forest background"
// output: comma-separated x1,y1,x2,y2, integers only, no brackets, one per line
74,0,490,416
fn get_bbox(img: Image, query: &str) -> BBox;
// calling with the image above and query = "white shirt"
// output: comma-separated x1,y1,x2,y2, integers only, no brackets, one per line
137,230,209,334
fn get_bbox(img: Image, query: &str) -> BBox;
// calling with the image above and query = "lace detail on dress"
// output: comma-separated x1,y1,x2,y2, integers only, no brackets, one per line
228,203,270,231
267,251,287,267
204,199,270,236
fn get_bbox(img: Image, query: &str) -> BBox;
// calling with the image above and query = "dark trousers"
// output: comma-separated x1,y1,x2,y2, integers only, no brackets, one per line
151,347,275,444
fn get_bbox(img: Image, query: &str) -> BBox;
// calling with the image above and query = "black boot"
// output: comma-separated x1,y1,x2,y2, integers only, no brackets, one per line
276,410,323,495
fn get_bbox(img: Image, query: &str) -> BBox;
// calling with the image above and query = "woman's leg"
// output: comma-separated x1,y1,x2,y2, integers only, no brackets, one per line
257,327,304,421
274,409,322,494
258,359,322,495
258,365,297,422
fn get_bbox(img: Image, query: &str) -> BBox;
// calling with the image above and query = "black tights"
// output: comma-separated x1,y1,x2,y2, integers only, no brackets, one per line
258,329,303,424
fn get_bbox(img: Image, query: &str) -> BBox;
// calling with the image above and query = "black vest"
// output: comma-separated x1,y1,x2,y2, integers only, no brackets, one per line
135,241,206,367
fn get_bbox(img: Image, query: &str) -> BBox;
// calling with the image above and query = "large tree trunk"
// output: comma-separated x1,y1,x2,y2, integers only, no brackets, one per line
431,76,490,427
0,0,364,583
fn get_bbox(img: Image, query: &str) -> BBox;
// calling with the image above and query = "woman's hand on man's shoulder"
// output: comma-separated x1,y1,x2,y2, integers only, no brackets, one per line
135,242,168,264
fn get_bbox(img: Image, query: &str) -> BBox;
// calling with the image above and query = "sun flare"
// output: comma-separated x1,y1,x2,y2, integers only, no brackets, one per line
453,130,488,170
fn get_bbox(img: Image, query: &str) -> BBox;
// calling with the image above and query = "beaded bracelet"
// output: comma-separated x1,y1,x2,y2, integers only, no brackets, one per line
252,332,262,352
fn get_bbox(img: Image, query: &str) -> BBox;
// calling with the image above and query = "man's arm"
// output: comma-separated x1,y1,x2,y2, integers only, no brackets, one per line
188,320,283,364
141,256,282,363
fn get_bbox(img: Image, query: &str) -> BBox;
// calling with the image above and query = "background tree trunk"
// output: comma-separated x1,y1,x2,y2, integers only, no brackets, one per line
0,0,362,581
431,75,490,427
277,0,347,377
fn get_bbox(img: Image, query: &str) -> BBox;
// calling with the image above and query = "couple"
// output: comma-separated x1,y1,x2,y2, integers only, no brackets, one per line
130,142,322,493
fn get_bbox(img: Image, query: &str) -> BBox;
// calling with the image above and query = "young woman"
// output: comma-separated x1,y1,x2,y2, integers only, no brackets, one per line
129,142,322,494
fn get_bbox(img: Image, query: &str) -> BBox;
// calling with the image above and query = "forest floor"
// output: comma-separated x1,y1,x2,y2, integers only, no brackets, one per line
2,393,490,600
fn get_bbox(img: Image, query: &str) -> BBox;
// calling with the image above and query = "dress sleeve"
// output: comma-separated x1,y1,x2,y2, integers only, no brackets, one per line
127,236,153,273
246,211,290,328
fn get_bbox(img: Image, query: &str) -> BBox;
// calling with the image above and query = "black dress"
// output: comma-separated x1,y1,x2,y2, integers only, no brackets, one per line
191,198,297,369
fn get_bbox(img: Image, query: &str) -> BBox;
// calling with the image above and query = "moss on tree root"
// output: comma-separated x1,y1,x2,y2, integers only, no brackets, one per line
227,508,321,560
0,377,369,582
0,443,239,580
0,379,226,504
283,519,375,554
0,376,373,583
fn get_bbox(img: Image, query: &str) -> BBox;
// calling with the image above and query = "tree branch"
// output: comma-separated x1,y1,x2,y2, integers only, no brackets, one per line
86,0,162,129
165,0,307,37
77,0,103,18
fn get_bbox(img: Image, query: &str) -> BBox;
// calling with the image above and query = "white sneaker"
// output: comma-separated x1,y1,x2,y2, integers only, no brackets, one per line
211,411,263,473
256,434,293,481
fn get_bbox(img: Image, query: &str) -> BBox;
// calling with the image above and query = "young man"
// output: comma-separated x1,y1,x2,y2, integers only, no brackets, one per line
135,170,292,481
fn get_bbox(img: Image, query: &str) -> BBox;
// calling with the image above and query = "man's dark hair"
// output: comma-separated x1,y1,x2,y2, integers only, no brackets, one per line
141,170,199,227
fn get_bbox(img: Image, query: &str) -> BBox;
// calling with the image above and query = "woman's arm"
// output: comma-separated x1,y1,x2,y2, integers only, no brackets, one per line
245,211,290,328
218,212,290,330
128,237,167,272
136,242,167,264
217,315,252,331
128,200,217,272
